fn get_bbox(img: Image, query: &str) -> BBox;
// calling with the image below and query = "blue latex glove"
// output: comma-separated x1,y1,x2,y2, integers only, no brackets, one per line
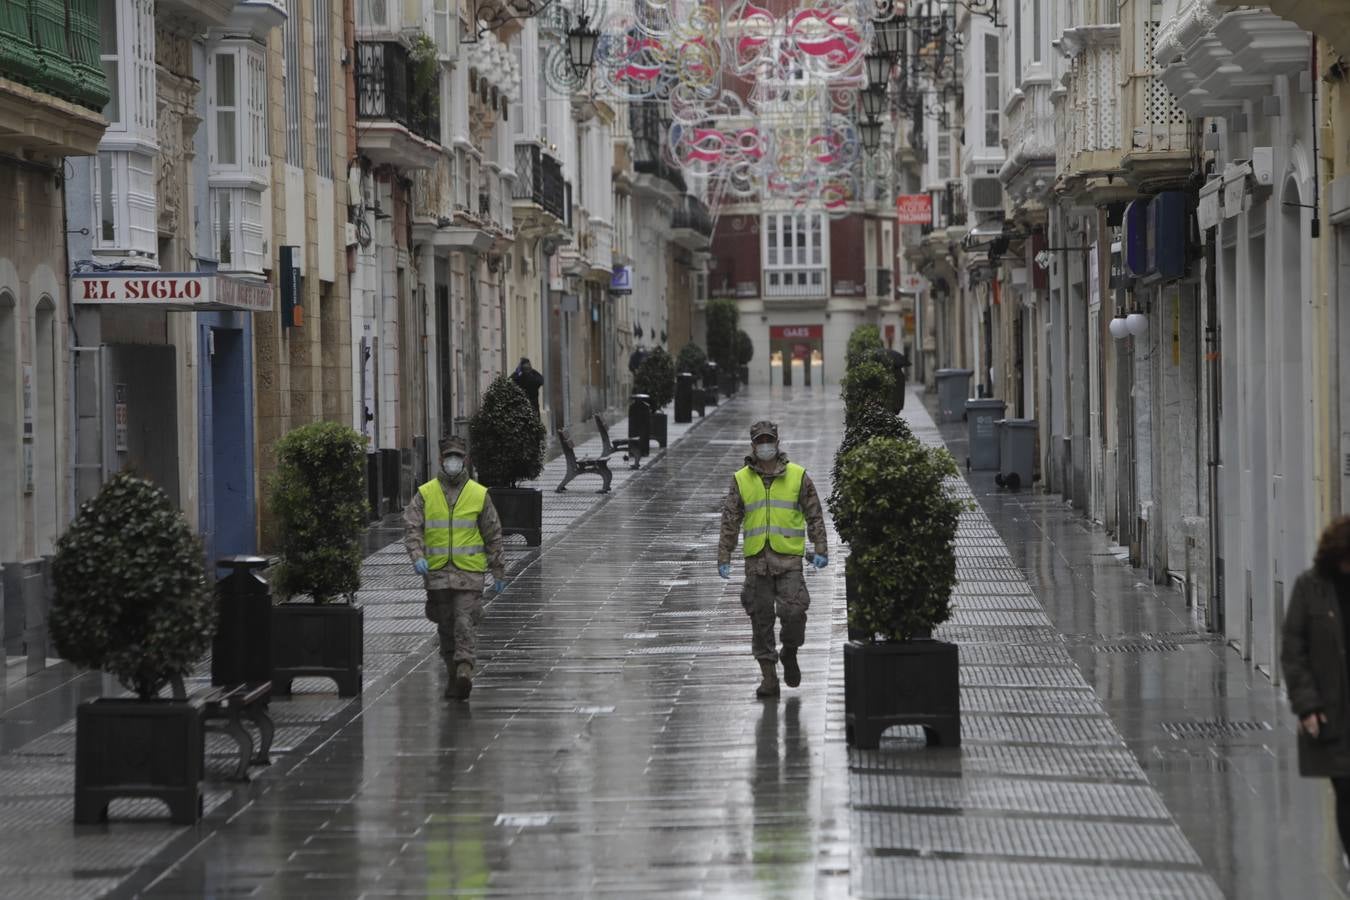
718,563,732,580
494,579,507,594
413,558,430,576
807,553,828,570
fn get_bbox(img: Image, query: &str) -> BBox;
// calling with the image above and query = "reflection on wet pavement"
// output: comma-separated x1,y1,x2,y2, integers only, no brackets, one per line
2,387,1334,897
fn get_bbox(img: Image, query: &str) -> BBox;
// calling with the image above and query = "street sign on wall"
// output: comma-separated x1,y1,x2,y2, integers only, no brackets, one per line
895,194,933,225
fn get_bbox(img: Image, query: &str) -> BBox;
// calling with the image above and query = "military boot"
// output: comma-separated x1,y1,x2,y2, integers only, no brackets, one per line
756,659,780,698
454,662,474,701
780,647,800,688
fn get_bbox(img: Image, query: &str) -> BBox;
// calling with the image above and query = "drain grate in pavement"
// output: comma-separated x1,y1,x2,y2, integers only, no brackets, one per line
1091,641,1183,653
1160,719,1272,740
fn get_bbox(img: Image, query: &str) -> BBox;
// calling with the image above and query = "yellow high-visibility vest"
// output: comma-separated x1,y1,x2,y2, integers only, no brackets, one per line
419,478,488,572
735,463,806,557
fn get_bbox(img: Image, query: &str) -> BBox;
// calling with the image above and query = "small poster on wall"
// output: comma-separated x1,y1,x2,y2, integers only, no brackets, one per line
22,364,31,434
114,384,129,453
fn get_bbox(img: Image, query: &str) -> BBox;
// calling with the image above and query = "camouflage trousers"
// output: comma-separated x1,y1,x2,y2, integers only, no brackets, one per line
425,589,483,671
741,569,810,663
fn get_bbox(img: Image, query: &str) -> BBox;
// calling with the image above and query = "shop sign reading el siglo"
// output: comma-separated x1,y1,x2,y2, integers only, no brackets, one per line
72,272,273,313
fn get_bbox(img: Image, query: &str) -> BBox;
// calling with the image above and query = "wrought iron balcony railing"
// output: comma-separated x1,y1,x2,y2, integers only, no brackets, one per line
630,101,686,193
0,0,108,111
512,142,565,222
355,41,440,144
672,195,712,237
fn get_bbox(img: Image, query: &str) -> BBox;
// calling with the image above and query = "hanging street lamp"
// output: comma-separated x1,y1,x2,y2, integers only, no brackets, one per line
860,84,887,119
859,117,882,156
567,14,601,81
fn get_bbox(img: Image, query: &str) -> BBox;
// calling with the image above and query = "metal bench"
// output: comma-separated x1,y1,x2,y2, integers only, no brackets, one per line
199,682,273,782
556,428,612,493
594,414,643,470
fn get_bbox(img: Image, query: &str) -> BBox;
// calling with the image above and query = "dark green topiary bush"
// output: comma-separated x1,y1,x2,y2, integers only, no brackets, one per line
841,359,895,427
832,436,966,641
735,329,754,366
271,421,368,604
828,400,916,537
635,346,677,411
676,341,707,376
48,472,214,699
846,325,885,369
705,298,739,370
469,374,547,488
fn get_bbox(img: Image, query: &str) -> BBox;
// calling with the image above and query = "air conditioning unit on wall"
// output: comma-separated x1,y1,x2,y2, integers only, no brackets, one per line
968,175,1004,213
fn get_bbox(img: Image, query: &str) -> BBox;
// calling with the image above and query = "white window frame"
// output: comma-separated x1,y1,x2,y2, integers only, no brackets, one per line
314,0,334,179
207,38,269,274
762,210,827,294
983,31,1001,150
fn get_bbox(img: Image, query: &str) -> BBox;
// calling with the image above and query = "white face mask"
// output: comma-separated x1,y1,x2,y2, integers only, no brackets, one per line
754,443,778,461
442,457,465,477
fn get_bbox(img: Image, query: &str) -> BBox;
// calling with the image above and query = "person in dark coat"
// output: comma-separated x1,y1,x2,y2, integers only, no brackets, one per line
510,357,544,415
1281,515,1350,858
885,348,910,412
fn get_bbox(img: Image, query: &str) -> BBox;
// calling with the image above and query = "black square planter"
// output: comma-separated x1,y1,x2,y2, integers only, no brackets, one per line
75,698,204,825
489,486,543,547
650,412,668,449
272,603,364,697
844,639,960,749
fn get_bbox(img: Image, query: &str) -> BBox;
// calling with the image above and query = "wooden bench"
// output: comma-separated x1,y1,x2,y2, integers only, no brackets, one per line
199,683,273,782
556,428,612,493
595,414,643,470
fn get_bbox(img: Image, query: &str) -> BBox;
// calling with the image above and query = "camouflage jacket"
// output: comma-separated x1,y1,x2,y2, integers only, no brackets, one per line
403,475,507,591
718,453,828,574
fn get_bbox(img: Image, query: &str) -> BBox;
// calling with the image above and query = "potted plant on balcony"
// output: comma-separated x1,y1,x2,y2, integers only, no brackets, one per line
831,432,967,750
634,346,676,448
48,472,214,824
735,329,754,385
269,421,368,698
469,375,547,546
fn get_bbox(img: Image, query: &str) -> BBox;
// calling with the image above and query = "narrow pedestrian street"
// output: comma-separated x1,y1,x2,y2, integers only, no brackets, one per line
1,389,1341,898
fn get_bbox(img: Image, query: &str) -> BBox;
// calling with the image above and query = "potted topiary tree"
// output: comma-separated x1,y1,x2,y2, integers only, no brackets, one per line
831,434,968,750
705,298,739,397
829,399,915,642
49,471,215,824
634,346,676,448
269,421,368,698
846,324,885,369
840,358,896,428
469,374,547,545
735,329,754,385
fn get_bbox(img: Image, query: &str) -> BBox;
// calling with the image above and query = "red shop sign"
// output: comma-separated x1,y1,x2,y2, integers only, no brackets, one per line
895,193,933,225
770,324,823,340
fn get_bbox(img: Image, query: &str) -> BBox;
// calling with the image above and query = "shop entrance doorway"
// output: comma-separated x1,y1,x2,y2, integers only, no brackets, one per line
769,324,823,387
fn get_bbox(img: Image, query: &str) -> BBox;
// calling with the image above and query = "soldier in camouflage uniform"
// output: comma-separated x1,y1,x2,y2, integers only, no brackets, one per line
404,435,507,700
718,420,829,698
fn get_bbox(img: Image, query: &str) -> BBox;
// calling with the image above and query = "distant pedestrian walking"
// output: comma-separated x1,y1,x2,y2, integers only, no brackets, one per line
718,420,829,698
511,357,544,415
404,435,507,700
1281,515,1350,859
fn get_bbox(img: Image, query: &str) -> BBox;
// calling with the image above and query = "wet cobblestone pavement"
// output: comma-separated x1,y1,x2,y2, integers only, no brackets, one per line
0,388,1319,897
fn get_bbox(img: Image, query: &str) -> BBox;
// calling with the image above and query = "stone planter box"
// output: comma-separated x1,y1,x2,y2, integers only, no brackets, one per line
75,698,204,825
844,638,960,750
272,603,364,698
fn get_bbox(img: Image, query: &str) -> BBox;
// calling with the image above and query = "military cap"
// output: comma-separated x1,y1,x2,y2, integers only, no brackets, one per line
749,420,779,441
439,435,468,456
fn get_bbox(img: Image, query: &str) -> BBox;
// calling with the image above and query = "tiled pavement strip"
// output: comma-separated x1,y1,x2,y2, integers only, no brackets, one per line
4,389,1230,897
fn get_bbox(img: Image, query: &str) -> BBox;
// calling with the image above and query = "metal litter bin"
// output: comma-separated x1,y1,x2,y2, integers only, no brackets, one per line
934,368,973,423
965,399,1006,471
995,418,1037,490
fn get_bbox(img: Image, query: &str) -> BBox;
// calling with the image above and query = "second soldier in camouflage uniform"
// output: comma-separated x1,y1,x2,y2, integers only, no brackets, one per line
719,420,829,698
404,435,507,700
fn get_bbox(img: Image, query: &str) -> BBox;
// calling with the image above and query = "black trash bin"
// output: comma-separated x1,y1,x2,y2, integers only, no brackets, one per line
674,372,694,423
212,556,273,687
628,394,652,463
